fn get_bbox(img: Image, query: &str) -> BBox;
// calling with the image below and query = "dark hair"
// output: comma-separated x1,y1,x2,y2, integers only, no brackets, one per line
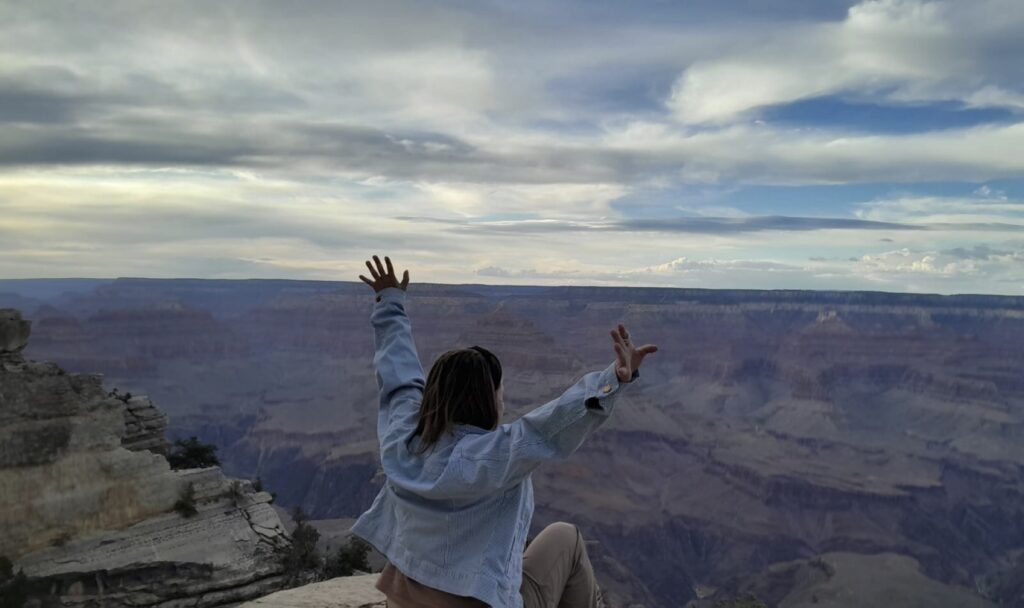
407,345,502,455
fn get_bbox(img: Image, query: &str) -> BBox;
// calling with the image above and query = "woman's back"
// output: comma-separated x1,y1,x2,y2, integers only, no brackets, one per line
352,260,655,608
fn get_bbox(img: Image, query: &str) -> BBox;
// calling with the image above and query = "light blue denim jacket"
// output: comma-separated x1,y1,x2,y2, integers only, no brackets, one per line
351,286,639,608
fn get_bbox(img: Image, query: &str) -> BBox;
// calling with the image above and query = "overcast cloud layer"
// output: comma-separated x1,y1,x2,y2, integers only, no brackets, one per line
2,0,1024,294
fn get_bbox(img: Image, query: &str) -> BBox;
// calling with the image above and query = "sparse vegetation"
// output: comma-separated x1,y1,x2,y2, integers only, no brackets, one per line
323,537,372,578
252,476,276,502
713,594,768,608
276,506,323,587
167,436,221,470
107,387,132,404
173,482,198,518
0,556,41,608
272,506,374,587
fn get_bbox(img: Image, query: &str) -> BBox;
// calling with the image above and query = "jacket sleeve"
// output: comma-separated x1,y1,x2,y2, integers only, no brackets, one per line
449,361,639,497
371,286,426,446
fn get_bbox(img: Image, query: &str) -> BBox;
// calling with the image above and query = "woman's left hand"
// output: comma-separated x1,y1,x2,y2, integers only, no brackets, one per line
359,255,410,292
610,323,657,383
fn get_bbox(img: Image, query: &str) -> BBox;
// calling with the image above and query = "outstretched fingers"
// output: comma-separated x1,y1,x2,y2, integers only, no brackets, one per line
611,330,628,362
637,343,658,363
613,340,628,366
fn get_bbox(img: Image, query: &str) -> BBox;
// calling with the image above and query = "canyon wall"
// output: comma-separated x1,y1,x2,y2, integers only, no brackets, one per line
6,279,1024,607
0,308,290,607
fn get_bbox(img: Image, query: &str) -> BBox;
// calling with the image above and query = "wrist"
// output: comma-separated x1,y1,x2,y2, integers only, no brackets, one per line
374,286,406,303
618,368,640,383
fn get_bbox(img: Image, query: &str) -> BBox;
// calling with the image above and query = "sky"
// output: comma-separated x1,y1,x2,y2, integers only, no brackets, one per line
2,0,1024,294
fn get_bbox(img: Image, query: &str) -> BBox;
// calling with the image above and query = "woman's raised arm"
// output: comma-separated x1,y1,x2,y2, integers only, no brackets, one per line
360,256,424,445
425,324,657,499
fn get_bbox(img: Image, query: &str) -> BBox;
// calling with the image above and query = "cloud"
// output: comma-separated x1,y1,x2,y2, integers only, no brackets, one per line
603,119,1024,185
942,244,1015,259
475,265,512,277
0,170,459,252
854,192,1024,224
470,243,1024,294
2,1,1024,295
399,214,926,234
473,256,811,289
852,245,1024,285
1,0,1022,188
667,0,1024,124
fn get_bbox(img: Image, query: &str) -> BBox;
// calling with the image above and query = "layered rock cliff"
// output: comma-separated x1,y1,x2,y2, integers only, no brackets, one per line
0,308,290,607
8,279,1024,607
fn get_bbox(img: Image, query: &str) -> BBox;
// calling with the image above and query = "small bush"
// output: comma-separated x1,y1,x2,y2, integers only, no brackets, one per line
173,482,198,518
167,436,221,470
714,594,768,608
275,507,322,587
107,388,132,404
323,537,372,578
0,556,41,608
252,477,276,503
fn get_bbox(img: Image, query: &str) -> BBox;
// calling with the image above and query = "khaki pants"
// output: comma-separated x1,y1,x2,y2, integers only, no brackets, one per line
520,522,599,608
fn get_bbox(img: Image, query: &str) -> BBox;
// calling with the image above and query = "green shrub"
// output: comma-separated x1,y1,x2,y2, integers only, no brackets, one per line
107,388,132,404
323,537,372,578
275,507,322,586
167,436,221,470
173,482,198,518
251,477,276,502
0,556,41,608
714,594,768,608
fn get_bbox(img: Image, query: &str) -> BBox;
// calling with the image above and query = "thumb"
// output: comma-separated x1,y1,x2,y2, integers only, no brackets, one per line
401,269,410,289
638,344,658,359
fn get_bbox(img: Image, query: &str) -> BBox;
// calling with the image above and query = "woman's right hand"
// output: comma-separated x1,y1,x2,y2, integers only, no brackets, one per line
359,255,410,293
610,323,657,383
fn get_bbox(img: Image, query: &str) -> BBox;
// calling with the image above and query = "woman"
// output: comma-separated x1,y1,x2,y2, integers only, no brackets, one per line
352,255,657,608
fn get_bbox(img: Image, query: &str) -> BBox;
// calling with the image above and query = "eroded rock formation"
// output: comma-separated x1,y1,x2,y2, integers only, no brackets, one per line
0,308,289,607
11,279,1024,607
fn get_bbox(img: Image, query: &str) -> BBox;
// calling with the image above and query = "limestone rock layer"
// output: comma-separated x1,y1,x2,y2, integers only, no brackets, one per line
0,308,289,607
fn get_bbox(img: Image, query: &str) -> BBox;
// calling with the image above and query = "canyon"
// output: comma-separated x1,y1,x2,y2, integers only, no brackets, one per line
2,278,1023,607
0,307,290,607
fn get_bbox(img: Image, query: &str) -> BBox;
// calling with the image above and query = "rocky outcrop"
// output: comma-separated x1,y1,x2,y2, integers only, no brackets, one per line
235,573,614,608
237,574,385,608
0,308,290,607
120,394,171,455
0,307,30,352
13,279,1024,608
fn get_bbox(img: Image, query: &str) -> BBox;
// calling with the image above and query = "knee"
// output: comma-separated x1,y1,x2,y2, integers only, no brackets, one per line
543,521,581,542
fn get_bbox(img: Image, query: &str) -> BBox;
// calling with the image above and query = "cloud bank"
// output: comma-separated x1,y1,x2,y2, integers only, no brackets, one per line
1,0,1023,294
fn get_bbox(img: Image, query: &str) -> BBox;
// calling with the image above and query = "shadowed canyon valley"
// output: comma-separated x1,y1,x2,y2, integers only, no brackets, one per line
3,277,1023,607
